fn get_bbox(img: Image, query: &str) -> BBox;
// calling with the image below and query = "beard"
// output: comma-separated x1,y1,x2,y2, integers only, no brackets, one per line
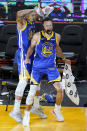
44,29,52,35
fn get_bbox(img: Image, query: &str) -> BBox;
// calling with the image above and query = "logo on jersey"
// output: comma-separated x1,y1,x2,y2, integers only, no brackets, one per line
41,42,53,57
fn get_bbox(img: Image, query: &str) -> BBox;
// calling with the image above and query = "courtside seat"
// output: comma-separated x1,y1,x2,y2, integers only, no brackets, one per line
0,36,18,78
0,24,17,52
56,25,84,77
0,36,18,101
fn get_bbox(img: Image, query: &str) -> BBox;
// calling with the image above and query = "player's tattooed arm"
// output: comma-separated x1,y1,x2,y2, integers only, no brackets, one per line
25,32,39,64
17,9,33,18
16,9,34,30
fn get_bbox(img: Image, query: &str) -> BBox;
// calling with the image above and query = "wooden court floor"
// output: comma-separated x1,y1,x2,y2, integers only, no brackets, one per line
0,105,87,131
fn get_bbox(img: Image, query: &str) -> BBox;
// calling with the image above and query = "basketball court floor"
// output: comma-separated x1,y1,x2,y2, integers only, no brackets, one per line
0,105,87,131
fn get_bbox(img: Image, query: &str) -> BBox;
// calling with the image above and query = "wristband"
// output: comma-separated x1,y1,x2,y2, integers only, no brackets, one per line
62,57,66,61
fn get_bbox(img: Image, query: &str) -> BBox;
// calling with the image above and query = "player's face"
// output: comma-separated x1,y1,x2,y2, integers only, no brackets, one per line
26,11,38,22
43,21,53,34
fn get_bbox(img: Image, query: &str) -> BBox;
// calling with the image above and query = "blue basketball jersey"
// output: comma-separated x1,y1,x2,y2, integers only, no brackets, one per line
16,21,36,79
17,21,35,53
33,31,58,68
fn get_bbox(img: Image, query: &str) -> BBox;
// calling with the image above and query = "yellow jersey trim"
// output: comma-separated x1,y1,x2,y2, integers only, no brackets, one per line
55,33,59,46
17,21,27,31
28,20,33,25
19,21,27,31
37,32,41,45
48,76,61,83
42,31,54,40
19,65,30,79
31,74,40,85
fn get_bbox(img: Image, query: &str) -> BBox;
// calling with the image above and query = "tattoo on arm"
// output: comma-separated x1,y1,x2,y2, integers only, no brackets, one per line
26,33,38,59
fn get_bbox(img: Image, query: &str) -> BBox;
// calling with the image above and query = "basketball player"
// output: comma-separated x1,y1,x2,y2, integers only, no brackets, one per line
9,7,48,123
23,17,71,126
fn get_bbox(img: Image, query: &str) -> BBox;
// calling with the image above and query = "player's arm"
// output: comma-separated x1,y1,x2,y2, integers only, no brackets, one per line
16,9,34,30
56,33,71,64
17,9,34,18
25,32,39,64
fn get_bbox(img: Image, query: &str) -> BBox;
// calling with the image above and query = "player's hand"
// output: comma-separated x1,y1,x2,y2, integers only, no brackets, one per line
65,59,71,65
25,58,31,64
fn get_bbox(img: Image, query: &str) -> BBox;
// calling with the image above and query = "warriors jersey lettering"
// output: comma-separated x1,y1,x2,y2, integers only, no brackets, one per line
33,31,58,68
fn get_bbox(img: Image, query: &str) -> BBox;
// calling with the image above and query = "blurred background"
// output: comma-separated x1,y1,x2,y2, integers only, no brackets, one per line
0,0,87,108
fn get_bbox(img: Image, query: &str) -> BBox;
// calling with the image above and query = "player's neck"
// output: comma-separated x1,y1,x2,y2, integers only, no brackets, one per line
43,31,52,37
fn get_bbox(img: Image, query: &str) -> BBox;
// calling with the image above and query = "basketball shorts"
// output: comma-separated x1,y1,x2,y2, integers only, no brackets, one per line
31,67,61,84
16,49,34,79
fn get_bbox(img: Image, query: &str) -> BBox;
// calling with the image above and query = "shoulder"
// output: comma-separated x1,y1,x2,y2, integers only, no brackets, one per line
17,19,27,30
32,32,41,45
33,32,39,38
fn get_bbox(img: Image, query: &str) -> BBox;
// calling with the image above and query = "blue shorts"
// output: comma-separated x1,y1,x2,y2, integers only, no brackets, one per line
31,67,61,84
16,49,34,79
